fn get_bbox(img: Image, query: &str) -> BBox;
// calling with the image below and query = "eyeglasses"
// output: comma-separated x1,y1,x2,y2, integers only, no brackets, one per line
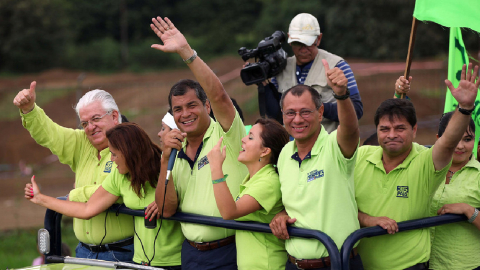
282,109,315,119
79,111,112,129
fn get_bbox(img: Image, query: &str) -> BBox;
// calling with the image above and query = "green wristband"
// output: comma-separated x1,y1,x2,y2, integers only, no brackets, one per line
394,92,401,98
212,174,228,184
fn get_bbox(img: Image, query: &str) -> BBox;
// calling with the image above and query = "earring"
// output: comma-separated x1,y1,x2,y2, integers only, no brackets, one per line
259,157,262,162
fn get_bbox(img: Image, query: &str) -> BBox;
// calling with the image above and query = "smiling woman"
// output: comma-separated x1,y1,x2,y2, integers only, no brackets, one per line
206,118,290,270
430,111,480,270
24,123,184,268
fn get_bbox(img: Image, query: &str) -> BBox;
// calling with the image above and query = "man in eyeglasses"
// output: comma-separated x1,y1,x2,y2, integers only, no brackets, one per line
270,59,364,269
13,86,134,262
262,13,363,133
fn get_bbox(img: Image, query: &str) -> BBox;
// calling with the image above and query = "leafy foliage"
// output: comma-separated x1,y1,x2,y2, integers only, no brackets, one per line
0,0,478,73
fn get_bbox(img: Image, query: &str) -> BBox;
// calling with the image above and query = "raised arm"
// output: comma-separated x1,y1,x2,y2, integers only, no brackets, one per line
207,138,261,220
25,176,118,219
322,59,359,158
433,64,480,170
13,81,84,170
150,17,236,131
13,81,36,114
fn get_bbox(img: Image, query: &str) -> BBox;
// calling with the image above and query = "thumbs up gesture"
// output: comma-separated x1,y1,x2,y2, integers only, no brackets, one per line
322,59,348,97
13,81,37,114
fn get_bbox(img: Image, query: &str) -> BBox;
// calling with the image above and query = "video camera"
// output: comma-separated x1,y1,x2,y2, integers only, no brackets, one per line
238,31,288,85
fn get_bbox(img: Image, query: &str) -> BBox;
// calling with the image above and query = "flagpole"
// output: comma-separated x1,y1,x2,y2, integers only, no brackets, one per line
402,17,418,98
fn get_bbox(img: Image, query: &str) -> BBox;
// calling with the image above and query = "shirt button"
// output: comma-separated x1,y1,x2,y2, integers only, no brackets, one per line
300,169,304,172
94,182,96,184
296,71,300,75
86,232,89,234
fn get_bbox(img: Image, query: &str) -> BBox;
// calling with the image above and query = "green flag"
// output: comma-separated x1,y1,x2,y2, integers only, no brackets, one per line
414,0,480,32
444,27,469,113
444,27,480,158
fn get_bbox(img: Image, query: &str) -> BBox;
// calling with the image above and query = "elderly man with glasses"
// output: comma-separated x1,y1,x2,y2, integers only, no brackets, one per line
261,13,363,133
269,59,364,270
13,84,134,262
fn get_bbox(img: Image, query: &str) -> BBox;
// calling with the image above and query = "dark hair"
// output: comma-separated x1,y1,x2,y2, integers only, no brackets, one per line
374,99,417,128
362,132,379,146
438,111,475,138
280,85,322,110
168,79,208,108
106,123,162,198
255,118,289,166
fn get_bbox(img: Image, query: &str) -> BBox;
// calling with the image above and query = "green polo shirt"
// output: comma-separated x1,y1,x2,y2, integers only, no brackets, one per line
278,127,359,259
355,143,450,270
102,169,183,266
235,164,286,270
429,158,480,270
173,111,248,242
21,105,133,245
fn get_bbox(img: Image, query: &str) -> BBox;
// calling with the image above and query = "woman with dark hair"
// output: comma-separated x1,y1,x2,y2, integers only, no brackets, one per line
207,118,289,269
25,123,184,269
430,111,480,270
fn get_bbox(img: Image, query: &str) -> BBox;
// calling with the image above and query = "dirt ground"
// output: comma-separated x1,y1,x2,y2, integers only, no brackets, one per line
0,57,448,231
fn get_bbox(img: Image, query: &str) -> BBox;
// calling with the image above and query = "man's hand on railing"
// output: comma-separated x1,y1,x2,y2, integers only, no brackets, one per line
358,211,398,234
269,210,297,240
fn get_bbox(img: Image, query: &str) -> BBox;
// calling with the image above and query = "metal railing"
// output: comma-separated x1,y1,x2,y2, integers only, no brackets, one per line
339,213,468,270
45,197,471,270
44,199,341,269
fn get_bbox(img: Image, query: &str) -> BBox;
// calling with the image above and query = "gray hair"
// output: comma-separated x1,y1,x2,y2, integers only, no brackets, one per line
74,89,122,123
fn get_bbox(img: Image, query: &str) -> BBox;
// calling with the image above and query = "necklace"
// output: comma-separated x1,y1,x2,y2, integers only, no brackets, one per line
447,170,456,180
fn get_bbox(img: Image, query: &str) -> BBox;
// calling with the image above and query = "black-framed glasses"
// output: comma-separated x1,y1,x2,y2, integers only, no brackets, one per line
282,109,315,119
79,111,112,129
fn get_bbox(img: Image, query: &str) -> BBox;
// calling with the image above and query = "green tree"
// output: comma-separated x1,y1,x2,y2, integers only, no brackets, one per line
0,0,70,72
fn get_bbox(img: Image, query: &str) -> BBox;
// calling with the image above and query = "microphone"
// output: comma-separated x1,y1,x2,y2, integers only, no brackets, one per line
165,149,177,186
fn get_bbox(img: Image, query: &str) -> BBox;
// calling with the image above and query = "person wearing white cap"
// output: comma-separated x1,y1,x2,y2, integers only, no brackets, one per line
266,13,363,133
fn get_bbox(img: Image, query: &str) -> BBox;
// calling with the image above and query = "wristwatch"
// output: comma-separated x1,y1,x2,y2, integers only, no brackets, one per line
333,88,350,100
458,106,474,116
468,208,479,223
183,49,197,64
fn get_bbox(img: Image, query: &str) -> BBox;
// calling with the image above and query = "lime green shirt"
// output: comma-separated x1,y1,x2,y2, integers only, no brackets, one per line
235,164,286,270
278,127,359,259
173,111,248,242
21,105,133,245
429,158,480,270
102,169,183,266
355,143,450,270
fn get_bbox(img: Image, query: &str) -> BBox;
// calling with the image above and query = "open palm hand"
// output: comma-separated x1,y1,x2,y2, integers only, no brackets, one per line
446,64,480,109
150,17,188,54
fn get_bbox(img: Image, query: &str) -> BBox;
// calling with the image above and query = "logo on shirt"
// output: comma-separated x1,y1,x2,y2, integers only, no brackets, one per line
307,169,324,182
396,186,409,198
104,161,113,173
197,156,209,170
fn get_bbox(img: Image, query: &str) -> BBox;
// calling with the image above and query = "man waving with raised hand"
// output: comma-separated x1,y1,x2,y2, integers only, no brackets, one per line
151,17,248,270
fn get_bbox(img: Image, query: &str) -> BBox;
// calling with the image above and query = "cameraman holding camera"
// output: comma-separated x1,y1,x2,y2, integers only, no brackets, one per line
264,13,363,132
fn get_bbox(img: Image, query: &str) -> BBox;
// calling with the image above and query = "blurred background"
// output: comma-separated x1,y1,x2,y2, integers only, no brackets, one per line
0,0,479,268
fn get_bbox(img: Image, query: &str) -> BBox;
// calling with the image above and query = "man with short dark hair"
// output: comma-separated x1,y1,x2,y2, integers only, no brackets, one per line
151,17,247,270
270,59,363,270
354,64,480,270
262,13,363,132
